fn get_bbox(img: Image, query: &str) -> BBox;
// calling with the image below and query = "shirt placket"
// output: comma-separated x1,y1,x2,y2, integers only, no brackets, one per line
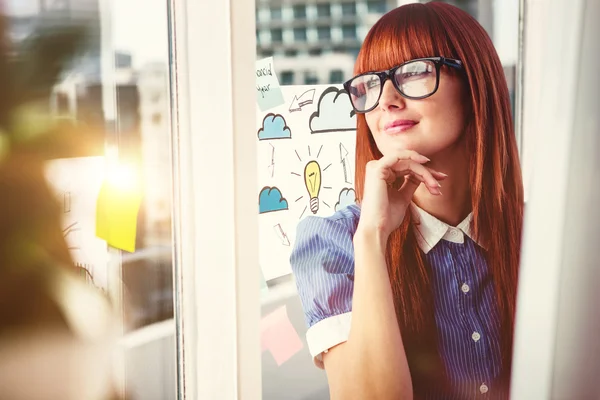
454,241,493,397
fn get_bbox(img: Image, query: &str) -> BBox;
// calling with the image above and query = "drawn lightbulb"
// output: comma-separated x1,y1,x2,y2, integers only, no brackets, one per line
304,160,321,214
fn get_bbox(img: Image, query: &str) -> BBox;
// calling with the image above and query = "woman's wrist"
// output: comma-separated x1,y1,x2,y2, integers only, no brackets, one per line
354,224,388,253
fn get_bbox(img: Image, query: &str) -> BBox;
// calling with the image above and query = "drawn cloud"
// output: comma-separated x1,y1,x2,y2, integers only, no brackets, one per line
257,113,292,140
259,186,289,214
335,188,357,212
309,87,356,133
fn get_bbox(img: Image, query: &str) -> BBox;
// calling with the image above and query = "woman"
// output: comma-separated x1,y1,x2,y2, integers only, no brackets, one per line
290,3,523,399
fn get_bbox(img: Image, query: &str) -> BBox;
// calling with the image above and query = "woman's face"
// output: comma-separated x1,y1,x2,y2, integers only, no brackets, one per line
365,70,469,159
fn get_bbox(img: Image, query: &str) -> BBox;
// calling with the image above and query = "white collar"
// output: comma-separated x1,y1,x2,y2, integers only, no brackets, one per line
409,202,484,254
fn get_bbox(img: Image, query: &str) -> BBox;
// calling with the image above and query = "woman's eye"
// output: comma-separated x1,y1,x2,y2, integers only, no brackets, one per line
401,71,427,80
366,79,380,89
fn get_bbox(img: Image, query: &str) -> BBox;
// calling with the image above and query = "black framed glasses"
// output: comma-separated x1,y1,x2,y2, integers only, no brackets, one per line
342,57,464,113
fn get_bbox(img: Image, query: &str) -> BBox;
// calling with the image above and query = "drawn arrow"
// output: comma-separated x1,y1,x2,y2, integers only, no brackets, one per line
273,223,291,246
63,221,81,238
268,144,275,178
340,143,352,184
289,89,316,113
63,191,71,213
63,221,82,251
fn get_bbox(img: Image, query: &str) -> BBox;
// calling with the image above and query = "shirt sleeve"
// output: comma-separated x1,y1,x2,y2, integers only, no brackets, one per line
290,215,355,368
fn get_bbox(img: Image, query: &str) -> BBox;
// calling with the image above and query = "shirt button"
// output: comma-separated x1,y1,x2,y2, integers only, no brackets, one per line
472,332,481,342
461,283,470,293
480,383,489,394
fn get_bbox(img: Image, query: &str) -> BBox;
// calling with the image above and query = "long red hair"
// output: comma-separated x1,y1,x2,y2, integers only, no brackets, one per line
353,3,524,393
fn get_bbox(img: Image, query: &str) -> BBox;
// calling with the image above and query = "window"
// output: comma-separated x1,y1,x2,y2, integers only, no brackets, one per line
349,46,361,58
293,4,306,19
454,0,478,17
317,26,331,40
280,71,295,85
270,28,283,42
367,0,388,14
294,27,307,41
329,69,344,83
270,6,282,19
317,4,331,17
342,24,357,39
115,52,132,68
304,70,319,84
284,49,298,57
341,2,357,16
256,30,260,45
15,0,179,340
308,48,322,56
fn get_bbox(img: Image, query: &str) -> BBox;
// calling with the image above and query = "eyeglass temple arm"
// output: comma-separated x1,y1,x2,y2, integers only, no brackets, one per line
442,58,463,69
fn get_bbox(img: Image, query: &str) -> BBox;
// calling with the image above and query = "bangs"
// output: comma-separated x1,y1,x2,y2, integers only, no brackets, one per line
355,4,456,75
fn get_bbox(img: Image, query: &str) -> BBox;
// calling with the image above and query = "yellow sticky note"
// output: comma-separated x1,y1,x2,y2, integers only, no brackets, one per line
96,180,142,253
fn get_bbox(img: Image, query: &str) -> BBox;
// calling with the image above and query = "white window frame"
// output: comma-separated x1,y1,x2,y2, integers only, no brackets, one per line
511,0,592,398
168,0,260,398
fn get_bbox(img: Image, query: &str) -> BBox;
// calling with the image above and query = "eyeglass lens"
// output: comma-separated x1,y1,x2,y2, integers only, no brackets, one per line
348,60,437,112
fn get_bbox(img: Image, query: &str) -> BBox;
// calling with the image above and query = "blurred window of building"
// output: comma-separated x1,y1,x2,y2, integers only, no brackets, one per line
294,27,307,41
293,4,307,19
367,0,388,14
280,70,295,85
342,23,357,39
304,70,319,84
270,5,282,19
271,28,283,42
317,26,331,40
316,3,331,17
330,69,344,83
341,2,357,16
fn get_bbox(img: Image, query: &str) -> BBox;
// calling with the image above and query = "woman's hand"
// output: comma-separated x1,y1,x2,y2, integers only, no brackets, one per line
357,151,447,242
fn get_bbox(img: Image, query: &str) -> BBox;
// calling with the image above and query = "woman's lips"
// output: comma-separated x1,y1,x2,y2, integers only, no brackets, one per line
384,119,418,134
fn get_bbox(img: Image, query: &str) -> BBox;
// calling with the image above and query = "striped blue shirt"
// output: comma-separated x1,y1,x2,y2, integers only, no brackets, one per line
290,203,505,399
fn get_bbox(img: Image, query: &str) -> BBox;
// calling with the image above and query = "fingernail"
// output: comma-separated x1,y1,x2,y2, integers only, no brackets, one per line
438,172,448,177
437,182,442,188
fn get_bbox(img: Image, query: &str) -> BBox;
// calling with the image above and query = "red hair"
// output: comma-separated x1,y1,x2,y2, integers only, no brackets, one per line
353,3,524,393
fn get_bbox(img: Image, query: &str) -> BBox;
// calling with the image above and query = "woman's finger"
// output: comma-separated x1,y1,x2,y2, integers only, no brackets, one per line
377,151,430,170
387,170,441,196
430,170,448,179
395,150,430,163
400,173,422,195
391,159,442,190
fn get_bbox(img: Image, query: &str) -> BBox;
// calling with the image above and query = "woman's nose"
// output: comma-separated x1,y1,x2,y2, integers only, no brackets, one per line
378,80,406,112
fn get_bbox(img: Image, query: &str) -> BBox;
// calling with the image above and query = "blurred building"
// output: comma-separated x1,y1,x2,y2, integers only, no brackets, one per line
256,0,509,89
256,0,395,85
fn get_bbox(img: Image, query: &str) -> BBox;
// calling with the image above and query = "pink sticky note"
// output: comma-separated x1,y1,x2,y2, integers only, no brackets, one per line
261,305,304,366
